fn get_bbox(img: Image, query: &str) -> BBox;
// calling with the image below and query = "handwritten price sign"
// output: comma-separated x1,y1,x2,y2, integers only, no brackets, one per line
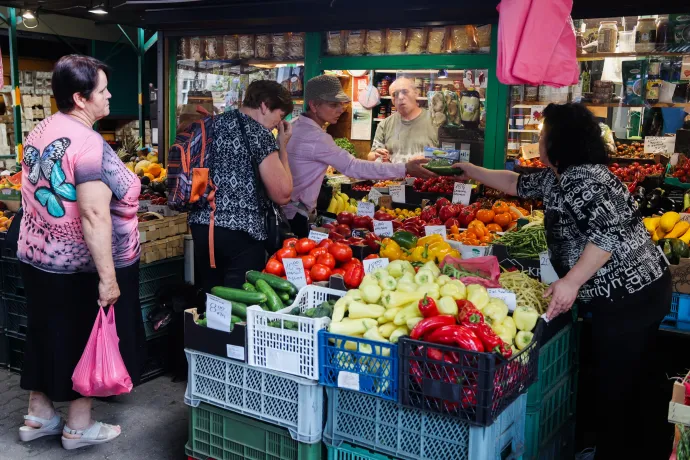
283,258,307,289
357,201,375,217
373,220,394,237
206,294,233,332
452,182,472,205
363,257,389,274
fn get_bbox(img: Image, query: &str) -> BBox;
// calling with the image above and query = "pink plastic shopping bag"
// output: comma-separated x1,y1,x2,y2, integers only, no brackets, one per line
439,255,502,288
72,306,133,397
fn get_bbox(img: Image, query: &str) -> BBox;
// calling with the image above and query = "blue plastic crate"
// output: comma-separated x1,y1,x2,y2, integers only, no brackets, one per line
324,386,526,460
663,293,690,331
326,442,394,460
319,330,398,402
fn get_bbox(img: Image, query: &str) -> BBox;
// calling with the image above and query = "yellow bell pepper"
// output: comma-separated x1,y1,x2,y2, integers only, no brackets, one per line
379,238,404,260
427,241,458,264
417,234,444,246
408,244,433,263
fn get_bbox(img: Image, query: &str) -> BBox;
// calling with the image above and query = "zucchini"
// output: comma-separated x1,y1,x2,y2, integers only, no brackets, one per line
255,279,284,312
230,301,248,320
242,283,258,292
278,291,290,303
211,286,266,305
246,271,297,296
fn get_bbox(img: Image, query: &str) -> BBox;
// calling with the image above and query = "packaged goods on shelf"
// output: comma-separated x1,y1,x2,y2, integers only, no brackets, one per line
365,30,384,55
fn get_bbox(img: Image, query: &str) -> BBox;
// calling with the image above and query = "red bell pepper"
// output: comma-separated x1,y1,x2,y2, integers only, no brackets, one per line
364,254,379,260
364,232,381,250
464,322,503,352
461,386,477,409
456,300,484,324
420,206,437,222
425,325,484,352
427,347,444,361
499,342,513,359
392,219,403,231
427,217,443,225
418,295,439,318
343,263,364,289
409,315,456,340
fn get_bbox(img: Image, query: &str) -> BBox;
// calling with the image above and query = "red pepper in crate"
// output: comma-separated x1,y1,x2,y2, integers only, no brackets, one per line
456,300,484,324
499,342,512,359
418,295,439,318
465,322,503,353
461,386,477,409
410,360,424,385
427,347,444,361
409,315,456,339
426,325,484,352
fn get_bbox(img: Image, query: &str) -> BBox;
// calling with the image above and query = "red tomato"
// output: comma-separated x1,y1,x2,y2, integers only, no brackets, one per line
364,254,379,260
318,239,334,248
295,238,317,254
275,247,297,262
309,247,328,258
304,269,312,285
331,268,346,277
317,253,336,270
301,255,316,270
310,264,332,282
265,258,285,276
329,242,353,264
283,238,298,249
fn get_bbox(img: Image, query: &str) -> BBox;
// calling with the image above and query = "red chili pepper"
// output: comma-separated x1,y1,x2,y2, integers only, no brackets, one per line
343,263,364,289
461,386,477,409
499,342,513,359
425,325,484,352
409,360,424,385
364,232,381,250
410,315,456,340
456,300,484,324
465,322,502,352
418,295,439,318
427,347,444,361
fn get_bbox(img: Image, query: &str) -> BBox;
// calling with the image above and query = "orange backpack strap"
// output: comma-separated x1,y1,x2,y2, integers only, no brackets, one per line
207,178,217,269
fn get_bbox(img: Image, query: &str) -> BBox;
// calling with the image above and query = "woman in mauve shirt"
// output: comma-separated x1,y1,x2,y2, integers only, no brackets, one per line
284,75,435,237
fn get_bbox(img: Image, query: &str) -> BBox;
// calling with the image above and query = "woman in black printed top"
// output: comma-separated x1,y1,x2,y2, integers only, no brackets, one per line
454,103,670,459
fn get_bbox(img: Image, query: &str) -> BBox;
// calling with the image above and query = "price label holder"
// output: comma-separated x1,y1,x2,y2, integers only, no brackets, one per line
459,143,471,162
357,201,375,217
364,257,389,274
452,182,472,205
539,251,560,285
283,258,307,289
486,288,517,312
424,225,447,237
368,188,382,204
389,184,405,203
206,294,233,332
351,228,368,238
373,220,394,237
308,230,329,243
378,195,392,209
337,371,361,391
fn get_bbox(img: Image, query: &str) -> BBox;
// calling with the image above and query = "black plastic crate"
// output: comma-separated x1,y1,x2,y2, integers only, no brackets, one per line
2,256,25,298
398,320,543,427
4,295,27,338
8,335,25,373
140,335,169,384
0,332,8,367
139,257,184,302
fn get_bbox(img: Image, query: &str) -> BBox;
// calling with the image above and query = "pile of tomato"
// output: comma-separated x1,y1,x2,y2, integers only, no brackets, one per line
412,176,460,194
609,162,664,183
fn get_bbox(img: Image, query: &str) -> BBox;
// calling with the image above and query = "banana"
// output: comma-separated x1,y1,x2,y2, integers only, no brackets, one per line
326,196,338,213
335,196,345,213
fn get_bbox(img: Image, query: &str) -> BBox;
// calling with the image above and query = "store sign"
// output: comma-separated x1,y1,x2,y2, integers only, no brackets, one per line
368,188,382,204
424,225,447,237
389,184,405,203
308,230,329,243
364,257,389,274
206,294,233,332
486,288,517,312
644,136,675,154
357,201,375,217
373,220,394,237
283,258,307,289
539,251,560,285
452,182,472,205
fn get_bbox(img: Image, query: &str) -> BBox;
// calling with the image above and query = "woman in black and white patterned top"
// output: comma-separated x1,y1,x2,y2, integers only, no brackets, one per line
454,103,670,460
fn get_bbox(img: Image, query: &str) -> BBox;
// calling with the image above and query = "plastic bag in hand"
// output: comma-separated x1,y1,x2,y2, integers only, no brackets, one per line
72,306,133,397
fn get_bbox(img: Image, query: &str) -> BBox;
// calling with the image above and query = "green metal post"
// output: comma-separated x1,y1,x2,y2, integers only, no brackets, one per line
168,38,178,147
8,8,22,162
303,32,322,111
138,28,145,141
483,24,509,170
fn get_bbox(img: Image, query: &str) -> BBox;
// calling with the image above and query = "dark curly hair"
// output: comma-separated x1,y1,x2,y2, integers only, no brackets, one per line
243,80,293,116
542,103,608,174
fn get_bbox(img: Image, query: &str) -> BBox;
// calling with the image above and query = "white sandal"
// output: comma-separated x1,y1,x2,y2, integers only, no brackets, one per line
19,414,65,442
61,421,121,450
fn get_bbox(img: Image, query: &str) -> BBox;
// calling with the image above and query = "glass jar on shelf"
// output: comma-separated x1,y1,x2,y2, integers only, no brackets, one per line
597,21,618,53
635,16,657,52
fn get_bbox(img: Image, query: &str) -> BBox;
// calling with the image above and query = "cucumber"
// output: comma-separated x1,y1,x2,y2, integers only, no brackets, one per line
255,279,284,312
231,315,243,324
211,286,266,305
242,283,258,292
246,271,297,296
230,301,248,320
422,164,456,176
278,291,290,303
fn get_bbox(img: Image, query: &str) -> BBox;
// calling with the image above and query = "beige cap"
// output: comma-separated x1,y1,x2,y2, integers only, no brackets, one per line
304,75,351,103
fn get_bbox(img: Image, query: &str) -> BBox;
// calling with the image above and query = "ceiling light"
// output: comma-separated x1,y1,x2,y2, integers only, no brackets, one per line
88,7,108,14
21,10,35,20
437,69,449,79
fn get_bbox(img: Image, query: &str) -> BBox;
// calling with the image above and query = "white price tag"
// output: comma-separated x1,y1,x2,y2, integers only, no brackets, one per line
425,225,447,237
206,293,233,332
441,142,456,150
373,220,394,237
337,371,361,391
459,143,470,163
368,188,383,204
644,136,675,154
138,200,151,213
363,257,389,274
308,230,329,243
283,258,307,289
452,182,472,205
357,201,375,217
266,349,300,376
389,185,405,203
521,143,541,160
147,204,168,214
459,245,490,259
226,344,245,361
487,288,517,312
680,213,690,223
539,251,560,285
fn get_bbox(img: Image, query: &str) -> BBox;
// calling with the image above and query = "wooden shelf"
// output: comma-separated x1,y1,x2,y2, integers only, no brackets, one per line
577,51,689,61
511,102,690,109
508,129,540,133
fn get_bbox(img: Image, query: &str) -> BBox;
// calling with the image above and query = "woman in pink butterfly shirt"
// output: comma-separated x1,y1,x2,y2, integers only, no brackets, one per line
14,55,143,450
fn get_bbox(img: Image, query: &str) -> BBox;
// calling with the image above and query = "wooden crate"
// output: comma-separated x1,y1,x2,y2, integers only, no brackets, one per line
140,234,185,265
138,213,188,244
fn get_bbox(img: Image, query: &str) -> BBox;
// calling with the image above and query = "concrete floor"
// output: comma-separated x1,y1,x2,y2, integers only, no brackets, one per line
0,370,189,460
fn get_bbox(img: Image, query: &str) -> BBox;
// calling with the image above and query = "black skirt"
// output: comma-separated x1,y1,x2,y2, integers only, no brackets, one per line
19,262,146,402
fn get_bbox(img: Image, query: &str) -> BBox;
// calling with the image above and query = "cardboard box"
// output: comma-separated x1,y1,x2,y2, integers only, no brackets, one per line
184,308,246,362
140,234,185,264
670,259,690,295
139,213,188,243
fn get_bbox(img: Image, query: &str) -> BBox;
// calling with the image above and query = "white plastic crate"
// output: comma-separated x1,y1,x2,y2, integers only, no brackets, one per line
324,387,527,460
247,285,345,380
184,349,324,444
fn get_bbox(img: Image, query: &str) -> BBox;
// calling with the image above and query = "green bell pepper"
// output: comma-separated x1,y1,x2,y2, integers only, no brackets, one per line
391,231,418,250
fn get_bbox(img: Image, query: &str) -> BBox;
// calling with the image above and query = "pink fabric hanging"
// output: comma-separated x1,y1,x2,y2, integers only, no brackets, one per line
497,0,579,87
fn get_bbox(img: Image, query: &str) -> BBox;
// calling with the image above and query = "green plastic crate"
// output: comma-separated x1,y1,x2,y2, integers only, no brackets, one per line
524,370,578,460
141,301,168,340
139,257,184,302
326,443,394,460
186,403,323,460
527,322,576,408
